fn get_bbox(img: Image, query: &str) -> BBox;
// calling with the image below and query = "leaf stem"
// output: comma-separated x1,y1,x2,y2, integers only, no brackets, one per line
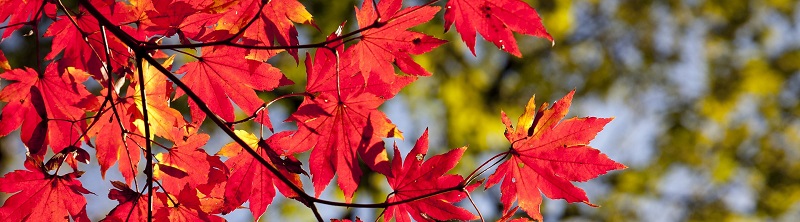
226,92,308,127
314,185,465,208
465,152,510,183
153,179,178,206
0,21,29,31
465,190,485,222
140,13,387,51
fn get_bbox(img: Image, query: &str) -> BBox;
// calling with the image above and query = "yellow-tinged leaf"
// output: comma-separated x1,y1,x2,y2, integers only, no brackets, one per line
283,0,314,24
153,162,189,180
132,55,184,141
515,95,537,137
217,130,259,157
206,0,240,13
0,58,11,72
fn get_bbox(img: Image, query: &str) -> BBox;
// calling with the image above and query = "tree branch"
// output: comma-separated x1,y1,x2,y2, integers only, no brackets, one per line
134,55,155,222
76,0,495,219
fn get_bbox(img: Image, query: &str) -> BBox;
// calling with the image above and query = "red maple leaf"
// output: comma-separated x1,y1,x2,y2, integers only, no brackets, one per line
276,80,401,202
45,0,133,78
217,130,304,219
153,184,224,222
144,0,200,37
121,0,156,28
485,90,626,220
106,181,224,222
103,181,149,222
350,0,445,80
0,0,44,39
0,157,92,222
0,65,92,156
140,0,222,42
44,16,101,73
266,32,405,201
306,27,414,99
216,0,314,60
154,131,226,196
384,129,477,222
175,46,292,123
444,0,553,57
305,29,417,99
87,96,144,185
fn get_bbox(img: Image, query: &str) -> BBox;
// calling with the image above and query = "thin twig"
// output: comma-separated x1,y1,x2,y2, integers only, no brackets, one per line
465,190,484,222
0,21,29,31
135,55,155,222
153,179,179,206
465,152,510,183
226,93,308,126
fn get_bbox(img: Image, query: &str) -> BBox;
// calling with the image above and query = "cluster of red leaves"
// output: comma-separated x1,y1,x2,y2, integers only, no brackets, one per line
0,0,624,221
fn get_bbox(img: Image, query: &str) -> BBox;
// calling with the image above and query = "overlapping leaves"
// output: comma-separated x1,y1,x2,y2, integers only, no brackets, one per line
0,158,92,222
0,0,625,221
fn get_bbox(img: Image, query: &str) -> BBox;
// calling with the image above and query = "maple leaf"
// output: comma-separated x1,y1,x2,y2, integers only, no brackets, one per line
140,0,222,42
0,0,44,39
444,0,553,57
45,1,133,77
132,55,186,142
306,27,414,99
0,65,92,156
175,46,292,124
276,84,401,202
103,181,149,222
216,0,314,60
0,50,10,71
154,131,226,196
496,206,534,222
88,55,182,185
105,181,224,222
485,90,626,220
265,31,405,202
88,92,143,185
153,184,224,222
144,0,200,37
0,157,92,222
384,129,477,222
196,168,229,215
123,0,157,28
44,16,102,73
350,0,445,80
217,130,304,219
